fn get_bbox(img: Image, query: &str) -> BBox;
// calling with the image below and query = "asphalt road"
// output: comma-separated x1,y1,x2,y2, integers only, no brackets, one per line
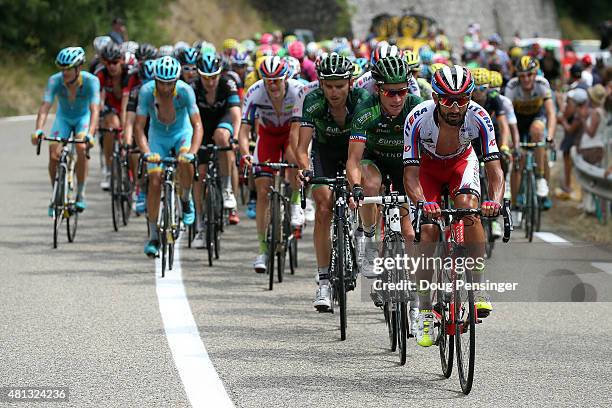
1,117,611,407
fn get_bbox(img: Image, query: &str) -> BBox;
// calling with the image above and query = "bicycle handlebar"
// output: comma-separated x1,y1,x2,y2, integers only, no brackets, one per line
36,136,90,159
138,154,199,181
414,198,512,243
300,175,349,209
199,144,234,153
250,162,298,169
362,195,411,205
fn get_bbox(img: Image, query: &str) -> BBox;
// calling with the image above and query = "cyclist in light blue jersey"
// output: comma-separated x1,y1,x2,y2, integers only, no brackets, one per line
135,56,204,258
33,47,100,214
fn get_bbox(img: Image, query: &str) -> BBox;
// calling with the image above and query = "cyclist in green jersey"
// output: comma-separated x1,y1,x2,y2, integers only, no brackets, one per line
347,56,423,285
296,53,369,312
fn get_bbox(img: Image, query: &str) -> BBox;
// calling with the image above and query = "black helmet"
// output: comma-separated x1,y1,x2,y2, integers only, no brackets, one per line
136,43,158,61
101,43,122,61
317,52,354,80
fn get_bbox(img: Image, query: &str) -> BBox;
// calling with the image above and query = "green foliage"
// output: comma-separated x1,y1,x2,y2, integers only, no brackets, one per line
0,0,169,57
554,0,609,39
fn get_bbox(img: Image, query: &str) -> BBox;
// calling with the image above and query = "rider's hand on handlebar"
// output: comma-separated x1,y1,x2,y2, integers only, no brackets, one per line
481,200,501,217
31,129,44,146
178,152,195,163
144,152,161,163
297,169,312,184
423,201,441,219
240,154,253,169
349,184,364,210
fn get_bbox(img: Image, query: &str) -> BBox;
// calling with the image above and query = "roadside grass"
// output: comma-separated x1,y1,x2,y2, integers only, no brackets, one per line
0,61,52,117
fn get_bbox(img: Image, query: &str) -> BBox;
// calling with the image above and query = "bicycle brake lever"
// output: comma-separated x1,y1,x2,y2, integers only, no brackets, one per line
502,198,512,243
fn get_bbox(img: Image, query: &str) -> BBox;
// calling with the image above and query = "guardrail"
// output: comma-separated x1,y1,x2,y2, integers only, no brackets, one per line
571,146,611,223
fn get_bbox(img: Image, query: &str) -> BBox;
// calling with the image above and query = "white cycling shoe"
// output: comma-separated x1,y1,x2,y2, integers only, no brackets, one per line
291,204,305,228
223,189,237,209
253,254,267,273
313,284,332,312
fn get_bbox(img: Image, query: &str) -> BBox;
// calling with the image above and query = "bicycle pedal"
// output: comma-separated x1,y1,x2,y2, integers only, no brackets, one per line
476,318,483,324
315,305,333,313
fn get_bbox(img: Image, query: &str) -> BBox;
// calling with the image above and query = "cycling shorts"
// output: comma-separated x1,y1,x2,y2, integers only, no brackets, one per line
517,106,547,142
310,144,347,189
147,128,192,173
203,111,234,144
361,152,406,195
101,103,120,118
50,113,90,140
253,129,290,178
419,146,480,203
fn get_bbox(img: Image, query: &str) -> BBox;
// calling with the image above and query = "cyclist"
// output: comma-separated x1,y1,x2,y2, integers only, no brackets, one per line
33,47,100,214
403,65,504,347
288,40,317,82
134,56,203,257
192,52,242,247
489,70,520,153
347,56,423,282
354,44,420,97
504,56,556,210
97,43,131,190
176,47,199,85
227,51,251,100
295,53,369,312
405,49,433,100
470,68,511,238
238,56,304,273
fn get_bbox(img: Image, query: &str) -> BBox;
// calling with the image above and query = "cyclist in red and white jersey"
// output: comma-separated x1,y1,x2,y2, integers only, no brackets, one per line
238,56,304,273
403,65,504,347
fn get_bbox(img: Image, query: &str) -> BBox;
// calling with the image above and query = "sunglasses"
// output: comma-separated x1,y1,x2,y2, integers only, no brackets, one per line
200,74,220,81
379,87,409,98
182,66,197,72
105,60,122,66
263,77,285,84
437,94,471,108
518,72,535,79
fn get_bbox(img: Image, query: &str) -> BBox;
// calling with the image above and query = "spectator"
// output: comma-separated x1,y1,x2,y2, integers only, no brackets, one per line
569,63,588,90
539,46,561,87
578,84,607,166
558,88,588,195
581,55,594,87
109,17,127,45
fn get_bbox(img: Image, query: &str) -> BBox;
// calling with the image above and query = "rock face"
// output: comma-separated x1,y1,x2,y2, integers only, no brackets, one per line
348,0,561,46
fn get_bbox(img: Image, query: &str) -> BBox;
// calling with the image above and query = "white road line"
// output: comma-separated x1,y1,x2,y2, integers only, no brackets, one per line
592,262,612,276
534,232,571,244
0,114,41,123
156,238,235,408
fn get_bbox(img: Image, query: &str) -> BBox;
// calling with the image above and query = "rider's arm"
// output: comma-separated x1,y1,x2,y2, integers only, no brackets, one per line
134,115,149,153
229,106,241,141
239,85,257,157
346,141,365,187
120,93,129,130
124,111,136,145
87,75,101,137
485,159,504,203
238,122,252,157
402,166,426,204
189,112,203,154
35,102,52,132
287,121,300,157
497,113,511,148
296,126,313,170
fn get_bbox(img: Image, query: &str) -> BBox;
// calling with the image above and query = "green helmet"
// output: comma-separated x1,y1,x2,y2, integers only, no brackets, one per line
371,55,408,84
317,52,354,80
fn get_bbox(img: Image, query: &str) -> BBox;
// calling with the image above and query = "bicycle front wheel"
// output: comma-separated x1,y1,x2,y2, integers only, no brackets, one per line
111,155,121,232
455,267,476,395
336,213,347,341
435,259,454,378
120,159,132,226
267,194,279,290
67,210,78,243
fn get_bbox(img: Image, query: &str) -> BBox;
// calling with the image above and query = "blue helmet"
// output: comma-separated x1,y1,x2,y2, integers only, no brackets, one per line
154,56,181,82
197,52,222,75
354,57,370,72
230,51,250,66
419,46,434,64
139,59,157,82
177,47,199,65
55,47,85,69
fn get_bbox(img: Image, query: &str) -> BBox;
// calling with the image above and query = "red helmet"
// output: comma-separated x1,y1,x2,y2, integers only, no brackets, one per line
260,33,274,45
288,41,305,59
582,54,592,66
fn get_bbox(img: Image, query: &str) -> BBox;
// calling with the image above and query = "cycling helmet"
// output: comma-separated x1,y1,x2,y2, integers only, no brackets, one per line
93,36,112,54
489,70,503,88
470,67,490,86
288,41,306,59
317,52,353,80
154,56,181,82
371,42,403,66
259,56,288,79
260,33,274,45
121,41,139,55
306,42,319,57
177,47,199,65
136,43,158,61
284,56,301,78
404,49,420,70
430,62,448,73
101,43,122,61
197,52,222,75
174,41,190,52
223,38,239,52
158,45,174,57
354,57,369,73
255,45,274,59
200,43,216,55
509,46,523,59
230,51,250,66
283,35,297,48
139,59,157,81
431,65,474,96
419,45,434,64
516,55,539,73
371,56,408,84
242,39,256,53
352,62,363,78
55,47,86,69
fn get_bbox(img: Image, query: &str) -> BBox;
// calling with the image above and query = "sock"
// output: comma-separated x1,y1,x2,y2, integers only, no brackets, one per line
291,190,300,205
417,289,431,310
77,182,86,200
222,176,232,191
258,232,267,254
181,187,191,203
473,263,486,284
317,266,329,285
249,189,257,201
148,222,158,241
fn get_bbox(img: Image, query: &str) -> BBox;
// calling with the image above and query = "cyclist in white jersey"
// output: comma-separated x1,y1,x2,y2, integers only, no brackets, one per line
238,56,304,273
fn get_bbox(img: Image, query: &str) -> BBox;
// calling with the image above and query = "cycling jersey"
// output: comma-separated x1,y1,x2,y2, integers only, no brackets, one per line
43,71,100,139
403,100,500,202
193,76,241,141
96,67,131,114
350,93,423,193
472,91,506,158
416,77,433,100
224,70,245,99
244,70,260,91
241,78,303,176
504,75,552,136
300,58,317,82
353,71,421,97
126,74,142,113
403,100,500,164
498,94,517,125
301,87,369,178
136,80,199,171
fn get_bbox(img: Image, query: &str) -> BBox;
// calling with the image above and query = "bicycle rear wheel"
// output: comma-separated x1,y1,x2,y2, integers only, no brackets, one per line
384,302,397,351
397,301,408,365
110,155,121,232
120,159,132,226
527,173,536,242
434,261,454,378
455,267,476,395
336,214,347,341
67,210,78,243
277,199,291,283
204,183,216,266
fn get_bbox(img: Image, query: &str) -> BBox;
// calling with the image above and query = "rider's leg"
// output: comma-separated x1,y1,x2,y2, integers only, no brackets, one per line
254,175,272,254
359,161,382,234
103,112,120,170
213,127,234,194
146,169,162,241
